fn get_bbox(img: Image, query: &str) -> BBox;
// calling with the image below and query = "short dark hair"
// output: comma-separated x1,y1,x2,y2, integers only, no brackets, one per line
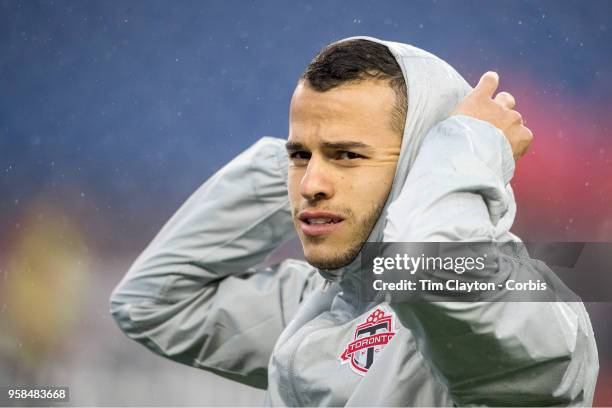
301,39,408,135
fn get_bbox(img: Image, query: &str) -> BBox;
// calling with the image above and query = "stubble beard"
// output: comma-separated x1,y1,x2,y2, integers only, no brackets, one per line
301,201,385,271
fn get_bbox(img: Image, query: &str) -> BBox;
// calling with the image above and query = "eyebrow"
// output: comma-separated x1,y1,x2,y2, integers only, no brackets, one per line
285,140,372,152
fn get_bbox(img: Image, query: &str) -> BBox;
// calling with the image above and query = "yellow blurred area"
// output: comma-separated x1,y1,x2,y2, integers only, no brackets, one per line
1,199,90,366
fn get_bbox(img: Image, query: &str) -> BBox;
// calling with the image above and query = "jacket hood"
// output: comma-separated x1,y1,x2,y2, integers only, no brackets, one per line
317,36,473,296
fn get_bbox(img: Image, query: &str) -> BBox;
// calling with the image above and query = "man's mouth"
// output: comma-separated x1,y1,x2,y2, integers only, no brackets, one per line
298,211,345,237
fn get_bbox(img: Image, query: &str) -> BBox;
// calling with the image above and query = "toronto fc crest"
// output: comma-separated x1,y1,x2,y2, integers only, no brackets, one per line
339,307,396,375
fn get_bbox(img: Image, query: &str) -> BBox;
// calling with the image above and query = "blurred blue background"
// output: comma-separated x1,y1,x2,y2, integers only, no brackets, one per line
1,0,610,405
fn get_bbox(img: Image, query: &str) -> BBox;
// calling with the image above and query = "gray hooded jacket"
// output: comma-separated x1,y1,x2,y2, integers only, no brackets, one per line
110,37,599,406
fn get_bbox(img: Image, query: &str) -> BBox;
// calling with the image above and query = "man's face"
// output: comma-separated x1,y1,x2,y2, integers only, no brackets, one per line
287,80,402,270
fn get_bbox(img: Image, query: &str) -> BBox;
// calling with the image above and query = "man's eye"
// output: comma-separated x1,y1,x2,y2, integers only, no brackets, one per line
336,151,363,160
289,151,311,160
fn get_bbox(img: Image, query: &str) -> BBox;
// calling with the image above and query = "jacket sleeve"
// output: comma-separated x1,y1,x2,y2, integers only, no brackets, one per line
109,137,321,389
384,116,599,406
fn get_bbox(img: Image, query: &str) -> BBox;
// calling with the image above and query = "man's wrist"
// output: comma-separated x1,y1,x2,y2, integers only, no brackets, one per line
443,115,515,184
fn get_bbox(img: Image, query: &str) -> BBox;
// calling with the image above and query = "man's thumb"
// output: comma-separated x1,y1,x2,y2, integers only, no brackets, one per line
473,71,499,99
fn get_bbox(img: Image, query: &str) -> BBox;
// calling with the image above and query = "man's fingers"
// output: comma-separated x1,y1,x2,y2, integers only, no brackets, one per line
494,91,516,109
473,71,499,99
512,125,534,161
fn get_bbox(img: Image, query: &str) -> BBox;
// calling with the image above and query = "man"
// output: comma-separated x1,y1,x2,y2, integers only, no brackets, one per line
110,37,598,406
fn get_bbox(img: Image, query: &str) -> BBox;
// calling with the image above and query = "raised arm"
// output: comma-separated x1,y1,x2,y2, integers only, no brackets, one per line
109,137,321,389
384,73,598,405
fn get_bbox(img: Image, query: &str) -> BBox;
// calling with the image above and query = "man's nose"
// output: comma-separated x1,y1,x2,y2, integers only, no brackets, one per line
299,158,334,202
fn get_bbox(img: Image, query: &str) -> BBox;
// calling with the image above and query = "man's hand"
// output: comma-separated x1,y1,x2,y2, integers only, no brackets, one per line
451,71,533,160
